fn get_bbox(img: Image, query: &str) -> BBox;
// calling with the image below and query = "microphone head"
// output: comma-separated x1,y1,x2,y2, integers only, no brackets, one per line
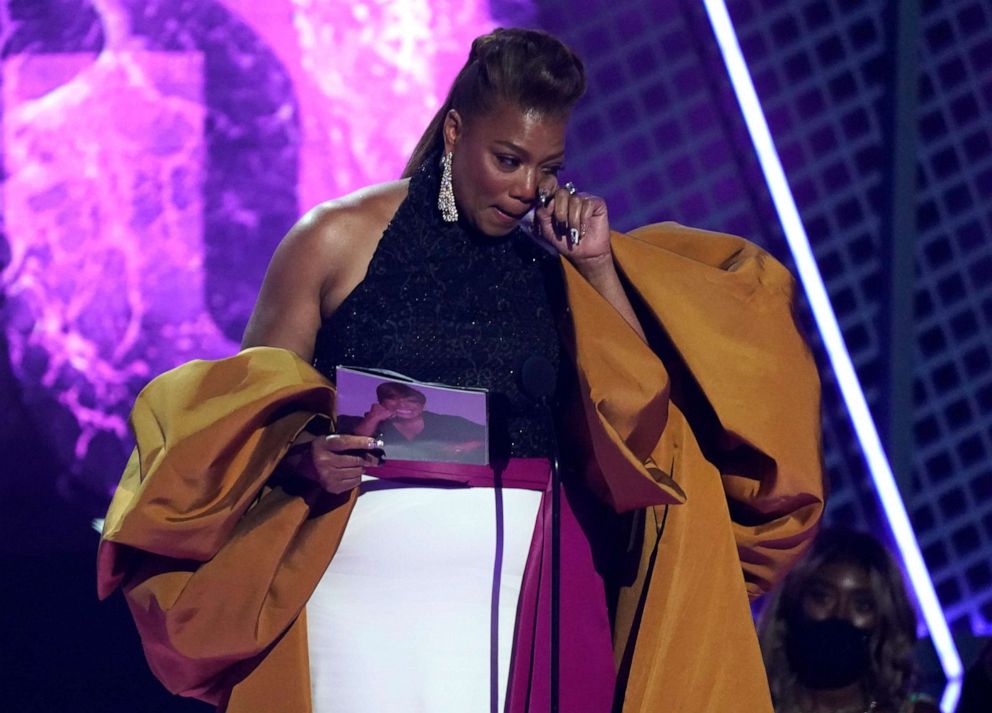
520,355,556,401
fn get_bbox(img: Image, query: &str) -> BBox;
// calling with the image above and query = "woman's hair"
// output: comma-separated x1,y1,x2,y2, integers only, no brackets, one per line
758,528,918,711
401,28,586,178
376,381,427,404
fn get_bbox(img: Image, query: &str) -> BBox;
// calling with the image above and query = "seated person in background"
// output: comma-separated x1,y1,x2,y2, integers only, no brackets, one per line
759,528,940,713
337,381,486,462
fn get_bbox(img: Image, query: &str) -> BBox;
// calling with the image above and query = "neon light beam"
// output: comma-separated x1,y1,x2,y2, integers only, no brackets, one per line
700,1,963,709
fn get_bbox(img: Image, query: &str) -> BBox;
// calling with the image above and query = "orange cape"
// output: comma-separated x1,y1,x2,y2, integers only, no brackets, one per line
99,223,824,712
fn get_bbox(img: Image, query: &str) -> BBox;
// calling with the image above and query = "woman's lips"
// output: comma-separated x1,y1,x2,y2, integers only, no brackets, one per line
493,206,524,223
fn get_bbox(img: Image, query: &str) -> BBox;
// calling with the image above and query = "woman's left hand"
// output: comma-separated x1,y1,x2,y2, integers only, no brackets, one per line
533,179,612,272
532,177,646,341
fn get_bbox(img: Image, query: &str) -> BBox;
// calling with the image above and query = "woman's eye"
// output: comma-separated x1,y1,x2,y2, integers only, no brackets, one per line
497,155,520,168
543,165,563,176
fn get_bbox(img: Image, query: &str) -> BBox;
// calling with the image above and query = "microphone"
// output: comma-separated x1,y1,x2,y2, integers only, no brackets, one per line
520,355,556,403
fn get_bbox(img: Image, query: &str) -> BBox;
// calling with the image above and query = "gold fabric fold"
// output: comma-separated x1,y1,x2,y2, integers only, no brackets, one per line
98,224,823,713
562,223,823,713
97,347,353,706
613,222,824,596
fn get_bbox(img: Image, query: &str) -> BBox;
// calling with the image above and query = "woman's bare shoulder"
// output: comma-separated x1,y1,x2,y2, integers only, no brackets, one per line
241,179,409,354
280,179,409,309
292,179,410,253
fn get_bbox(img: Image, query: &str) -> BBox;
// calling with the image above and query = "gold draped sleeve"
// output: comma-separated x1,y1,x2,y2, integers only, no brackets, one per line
97,347,354,706
98,223,823,713
560,222,824,712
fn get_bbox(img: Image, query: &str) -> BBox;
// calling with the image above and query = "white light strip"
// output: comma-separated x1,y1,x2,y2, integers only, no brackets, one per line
700,0,963,705
940,676,963,713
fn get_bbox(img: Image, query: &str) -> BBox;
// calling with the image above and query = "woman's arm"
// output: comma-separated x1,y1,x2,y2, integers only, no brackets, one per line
242,195,383,358
241,182,409,492
533,183,646,341
571,253,646,341
346,403,396,437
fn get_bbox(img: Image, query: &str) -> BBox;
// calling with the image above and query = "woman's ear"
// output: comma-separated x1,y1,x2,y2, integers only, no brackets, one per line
442,109,463,154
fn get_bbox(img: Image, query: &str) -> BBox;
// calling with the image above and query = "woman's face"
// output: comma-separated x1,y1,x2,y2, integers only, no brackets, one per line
380,395,425,420
800,559,879,631
443,103,567,236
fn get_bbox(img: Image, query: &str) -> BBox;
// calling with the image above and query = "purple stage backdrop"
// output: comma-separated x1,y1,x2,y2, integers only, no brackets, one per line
1,0,494,520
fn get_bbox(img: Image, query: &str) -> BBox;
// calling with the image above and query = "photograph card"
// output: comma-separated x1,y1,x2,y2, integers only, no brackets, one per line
335,366,489,465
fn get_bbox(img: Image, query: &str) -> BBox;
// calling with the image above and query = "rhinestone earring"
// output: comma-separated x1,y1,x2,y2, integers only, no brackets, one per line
438,151,458,222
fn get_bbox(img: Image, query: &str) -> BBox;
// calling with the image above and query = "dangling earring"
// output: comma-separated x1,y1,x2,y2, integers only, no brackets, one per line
438,151,458,222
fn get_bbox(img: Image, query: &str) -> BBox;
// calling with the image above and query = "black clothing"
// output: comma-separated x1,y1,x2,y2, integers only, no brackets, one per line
313,156,562,460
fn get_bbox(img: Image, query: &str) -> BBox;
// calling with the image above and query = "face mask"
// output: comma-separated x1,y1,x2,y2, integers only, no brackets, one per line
785,616,871,690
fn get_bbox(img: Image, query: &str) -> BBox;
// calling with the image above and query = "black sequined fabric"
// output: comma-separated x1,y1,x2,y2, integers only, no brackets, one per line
313,156,562,459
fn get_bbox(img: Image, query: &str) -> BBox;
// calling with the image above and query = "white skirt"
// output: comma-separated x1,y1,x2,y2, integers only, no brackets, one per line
306,474,543,713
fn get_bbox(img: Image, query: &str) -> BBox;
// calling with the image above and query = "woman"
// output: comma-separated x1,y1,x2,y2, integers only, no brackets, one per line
759,528,940,713
98,28,823,713
335,381,487,462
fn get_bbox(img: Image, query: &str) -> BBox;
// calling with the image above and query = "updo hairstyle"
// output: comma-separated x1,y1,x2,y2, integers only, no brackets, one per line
402,28,586,178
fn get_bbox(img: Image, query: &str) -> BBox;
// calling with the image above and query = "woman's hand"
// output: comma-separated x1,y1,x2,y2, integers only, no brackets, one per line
351,402,395,436
533,178,613,275
287,434,382,494
533,177,646,341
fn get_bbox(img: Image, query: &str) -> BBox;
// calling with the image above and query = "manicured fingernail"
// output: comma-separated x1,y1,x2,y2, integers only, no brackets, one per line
372,438,385,450
568,228,580,246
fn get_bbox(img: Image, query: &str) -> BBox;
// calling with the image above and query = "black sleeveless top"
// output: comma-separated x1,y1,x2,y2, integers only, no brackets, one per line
312,156,562,460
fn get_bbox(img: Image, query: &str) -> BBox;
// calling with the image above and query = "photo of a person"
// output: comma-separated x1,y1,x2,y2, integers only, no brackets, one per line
336,381,487,464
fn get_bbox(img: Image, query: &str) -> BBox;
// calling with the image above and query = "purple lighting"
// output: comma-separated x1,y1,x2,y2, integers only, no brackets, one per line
3,49,232,488
0,0,495,498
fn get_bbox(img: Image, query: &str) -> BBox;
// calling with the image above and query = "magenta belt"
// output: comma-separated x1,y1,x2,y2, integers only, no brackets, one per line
364,458,616,713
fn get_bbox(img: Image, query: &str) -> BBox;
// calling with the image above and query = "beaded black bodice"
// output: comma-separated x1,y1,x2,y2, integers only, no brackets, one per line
312,156,562,459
